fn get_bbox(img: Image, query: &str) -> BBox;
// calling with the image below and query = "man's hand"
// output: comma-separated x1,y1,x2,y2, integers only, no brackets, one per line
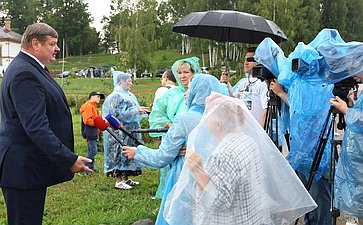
269,79,284,96
122,146,137,159
139,107,150,114
269,79,289,105
185,149,203,173
220,71,230,84
330,96,348,114
70,156,93,173
186,149,209,191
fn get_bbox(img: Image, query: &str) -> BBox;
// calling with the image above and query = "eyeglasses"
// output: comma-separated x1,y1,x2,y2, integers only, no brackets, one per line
245,57,256,62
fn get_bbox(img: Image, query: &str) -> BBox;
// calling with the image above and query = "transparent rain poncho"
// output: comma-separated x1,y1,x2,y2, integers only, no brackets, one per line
334,91,363,217
102,71,146,175
134,74,223,225
164,93,317,225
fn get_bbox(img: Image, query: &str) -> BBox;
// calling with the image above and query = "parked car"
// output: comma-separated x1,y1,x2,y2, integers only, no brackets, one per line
58,71,70,78
201,67,210,74
141,71,152,78
155,68,166,77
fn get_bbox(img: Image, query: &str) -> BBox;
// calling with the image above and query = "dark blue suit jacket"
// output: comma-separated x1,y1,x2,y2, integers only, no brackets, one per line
0,52,78,189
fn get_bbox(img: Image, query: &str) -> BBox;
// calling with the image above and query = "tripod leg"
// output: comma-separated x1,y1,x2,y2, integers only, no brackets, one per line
330,115,340,225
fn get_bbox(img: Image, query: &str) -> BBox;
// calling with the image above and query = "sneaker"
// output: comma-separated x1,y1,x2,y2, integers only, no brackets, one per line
346,222,358,225
126,179,140,186
115,181,132,190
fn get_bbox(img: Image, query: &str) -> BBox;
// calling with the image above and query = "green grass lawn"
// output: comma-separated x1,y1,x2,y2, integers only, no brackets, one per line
0,77,164,225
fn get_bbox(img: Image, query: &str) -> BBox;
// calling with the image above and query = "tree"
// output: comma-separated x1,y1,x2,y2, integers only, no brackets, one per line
343,0,363,41
106,0,158,74
0,0,100,55
0,0,41,33
320,0,348,35
46,0,99,56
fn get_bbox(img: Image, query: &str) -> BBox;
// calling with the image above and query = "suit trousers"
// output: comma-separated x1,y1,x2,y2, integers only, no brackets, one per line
1,187,47,225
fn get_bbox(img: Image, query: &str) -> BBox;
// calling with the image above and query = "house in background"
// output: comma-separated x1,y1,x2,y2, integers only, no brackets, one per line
0,18,22,77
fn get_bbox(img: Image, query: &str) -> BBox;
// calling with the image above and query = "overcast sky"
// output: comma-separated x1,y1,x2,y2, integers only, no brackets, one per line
84,0,112,32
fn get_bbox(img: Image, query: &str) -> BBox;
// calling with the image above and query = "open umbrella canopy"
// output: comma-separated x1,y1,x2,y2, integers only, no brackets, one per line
173,10,287,44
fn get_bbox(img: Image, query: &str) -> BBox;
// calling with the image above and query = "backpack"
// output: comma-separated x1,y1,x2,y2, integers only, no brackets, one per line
81,116,98,139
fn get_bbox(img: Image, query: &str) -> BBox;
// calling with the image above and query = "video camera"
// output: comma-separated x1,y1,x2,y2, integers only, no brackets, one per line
252,64,279,105
252,64,275,82
292,58,358,104
333,77,358,103
291,58,309,74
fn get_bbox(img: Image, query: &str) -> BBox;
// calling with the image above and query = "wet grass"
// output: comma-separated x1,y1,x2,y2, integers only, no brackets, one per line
0,78,163,225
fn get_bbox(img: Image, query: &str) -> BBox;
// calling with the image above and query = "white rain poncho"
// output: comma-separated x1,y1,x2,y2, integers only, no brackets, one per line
164,93,316,225
334,92,363,217
134,74,224,225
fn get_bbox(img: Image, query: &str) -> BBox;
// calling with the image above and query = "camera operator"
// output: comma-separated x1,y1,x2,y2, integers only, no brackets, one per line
269,78,289,105
330,74,363,225
269,76,333,225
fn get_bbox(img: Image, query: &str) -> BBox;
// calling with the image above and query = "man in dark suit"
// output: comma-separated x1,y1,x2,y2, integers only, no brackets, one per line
0,23,93,225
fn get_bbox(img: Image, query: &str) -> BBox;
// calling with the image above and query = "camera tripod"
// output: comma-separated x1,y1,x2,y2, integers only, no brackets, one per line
297,105,344,225
264,90,281,149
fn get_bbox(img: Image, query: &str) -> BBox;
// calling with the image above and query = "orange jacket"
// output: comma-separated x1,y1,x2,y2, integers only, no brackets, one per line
80,100,99,126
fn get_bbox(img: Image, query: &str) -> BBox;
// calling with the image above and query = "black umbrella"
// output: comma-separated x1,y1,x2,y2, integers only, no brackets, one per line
172,10,287,44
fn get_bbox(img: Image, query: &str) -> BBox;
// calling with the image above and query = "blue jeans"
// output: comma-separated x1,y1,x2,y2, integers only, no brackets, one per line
85,139,98,170
298,172,332,225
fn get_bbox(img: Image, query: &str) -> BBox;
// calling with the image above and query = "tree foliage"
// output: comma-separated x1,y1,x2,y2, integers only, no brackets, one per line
1,0,363,70
0,0,100,56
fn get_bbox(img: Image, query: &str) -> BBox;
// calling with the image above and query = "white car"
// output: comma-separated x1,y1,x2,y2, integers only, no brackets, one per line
58,71,70,78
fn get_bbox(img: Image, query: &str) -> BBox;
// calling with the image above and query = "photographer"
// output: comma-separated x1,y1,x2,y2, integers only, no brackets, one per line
330,74,363,225
224,47,268,127
219,70,234,97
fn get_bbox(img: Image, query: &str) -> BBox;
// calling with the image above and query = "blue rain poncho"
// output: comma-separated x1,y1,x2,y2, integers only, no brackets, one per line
148,57,201,138
164,93,316,225
309,29,363,82
334,93,363,217
256,30,363,181
102,71,146,175
255,37,333,181
254,38,290,147
134,74,223,225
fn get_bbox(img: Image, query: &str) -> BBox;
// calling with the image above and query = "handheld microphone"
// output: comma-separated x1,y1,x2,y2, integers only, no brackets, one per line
93,116,126,146
105,114,144,145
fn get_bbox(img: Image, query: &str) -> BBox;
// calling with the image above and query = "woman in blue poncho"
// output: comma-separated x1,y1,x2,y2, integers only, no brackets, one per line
149,57,201,199
102,71,149,190
330,74,363,224
123,74,224,225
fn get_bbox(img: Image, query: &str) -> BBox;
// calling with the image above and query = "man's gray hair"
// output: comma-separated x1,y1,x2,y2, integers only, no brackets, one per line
21,23,58,48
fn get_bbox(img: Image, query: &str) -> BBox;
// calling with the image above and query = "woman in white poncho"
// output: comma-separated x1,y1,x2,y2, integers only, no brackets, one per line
164,93,317,225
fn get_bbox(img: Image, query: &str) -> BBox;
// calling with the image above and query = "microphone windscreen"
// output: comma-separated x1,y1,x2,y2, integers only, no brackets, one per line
93,116,110,131
106,114,122,130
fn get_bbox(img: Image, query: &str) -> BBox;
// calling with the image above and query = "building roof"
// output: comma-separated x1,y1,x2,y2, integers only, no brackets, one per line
0,27,21,42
